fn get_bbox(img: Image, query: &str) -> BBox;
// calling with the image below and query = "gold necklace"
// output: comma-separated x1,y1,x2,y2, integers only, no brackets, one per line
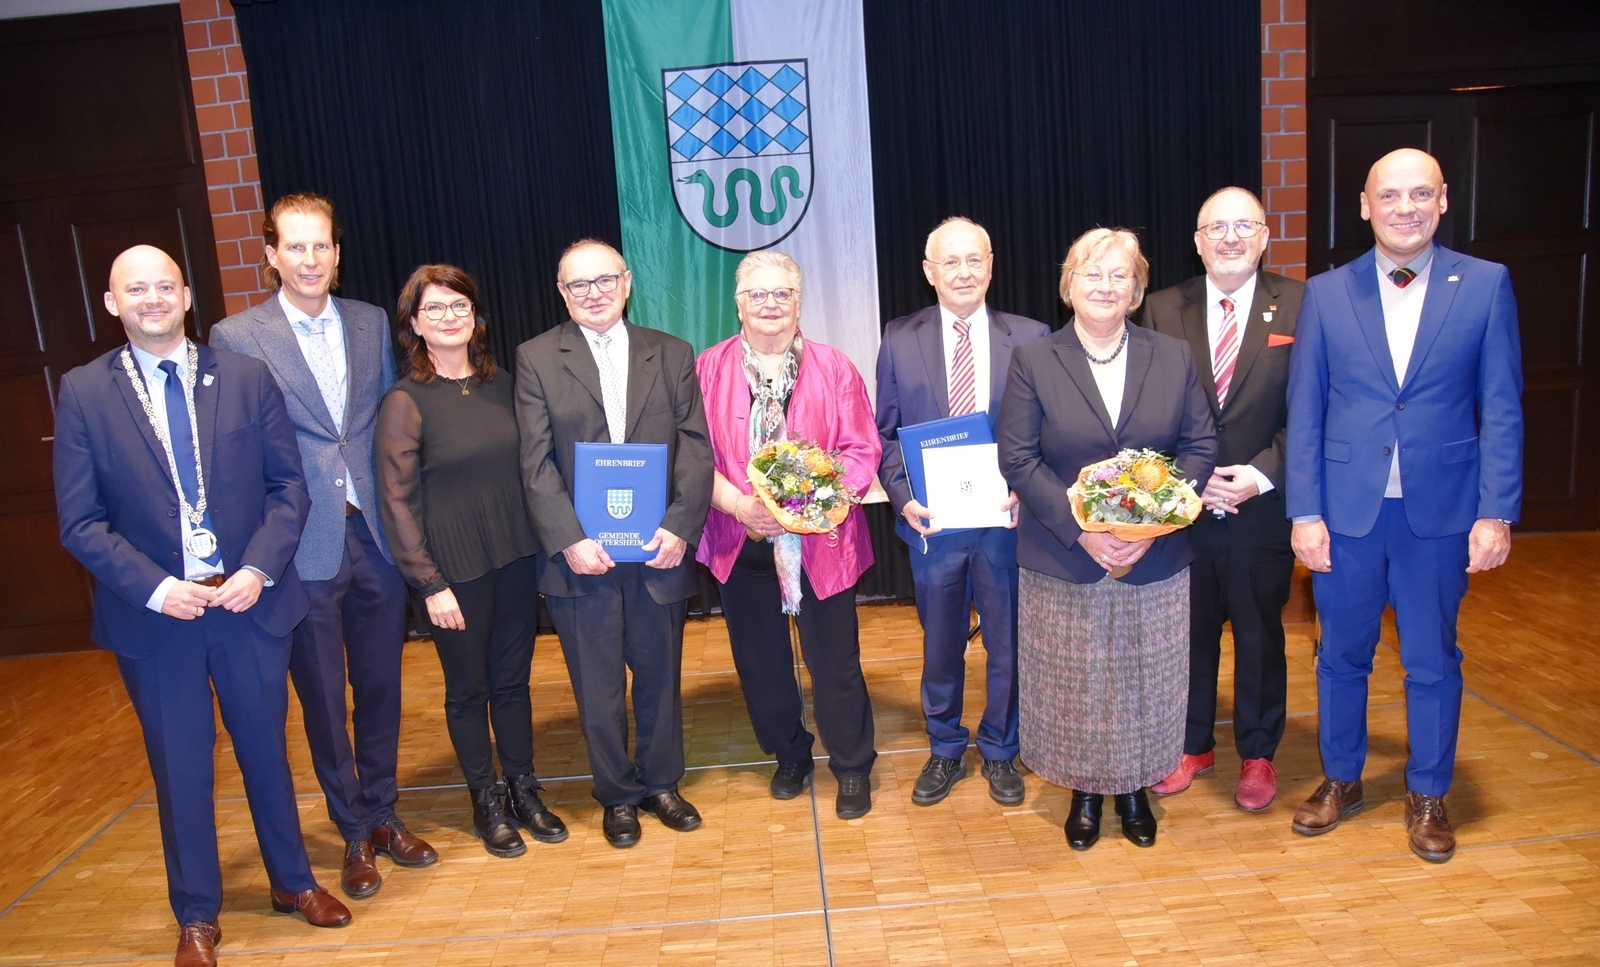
449,375,471,395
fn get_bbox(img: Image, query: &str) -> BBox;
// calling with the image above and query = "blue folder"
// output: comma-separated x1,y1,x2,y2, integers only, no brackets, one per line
897,411,996,541
573,442,668,563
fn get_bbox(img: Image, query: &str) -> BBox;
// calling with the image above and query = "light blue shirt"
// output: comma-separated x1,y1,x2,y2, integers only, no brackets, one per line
279,290,359,507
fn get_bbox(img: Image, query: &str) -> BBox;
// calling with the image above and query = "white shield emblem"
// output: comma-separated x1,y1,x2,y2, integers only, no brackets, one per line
607,489,634,520
662,60,814,251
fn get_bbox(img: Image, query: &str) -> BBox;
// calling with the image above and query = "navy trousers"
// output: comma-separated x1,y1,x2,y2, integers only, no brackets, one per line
907,526,1020,762
117,607,316,925
290,511,408,842
1314,499,1471,797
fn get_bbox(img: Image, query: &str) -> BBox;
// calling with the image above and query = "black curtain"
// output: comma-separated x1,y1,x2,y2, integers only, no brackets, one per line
866,1,1260,328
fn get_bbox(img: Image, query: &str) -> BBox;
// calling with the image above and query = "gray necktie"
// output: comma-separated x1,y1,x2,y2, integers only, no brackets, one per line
299,317,344,431
593,333,627,443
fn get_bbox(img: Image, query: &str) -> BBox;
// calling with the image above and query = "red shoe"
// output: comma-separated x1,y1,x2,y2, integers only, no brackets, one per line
1151,751,1214,796
1235,758,1278,811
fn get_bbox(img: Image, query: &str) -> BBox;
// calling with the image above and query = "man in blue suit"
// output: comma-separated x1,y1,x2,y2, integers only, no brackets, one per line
55,245,351,967
876,217,1050,807
1286,148,1523,862
211,194,435,899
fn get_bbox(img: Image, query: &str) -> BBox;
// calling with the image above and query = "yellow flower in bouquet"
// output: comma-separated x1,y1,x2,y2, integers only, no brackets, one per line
746,439,857,534
1067,448,1202,541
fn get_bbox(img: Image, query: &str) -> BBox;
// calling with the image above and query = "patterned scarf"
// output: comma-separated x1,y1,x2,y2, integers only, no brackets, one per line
741,332,805,613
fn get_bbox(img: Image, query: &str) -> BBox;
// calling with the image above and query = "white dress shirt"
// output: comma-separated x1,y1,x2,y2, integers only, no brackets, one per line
1082,326,1129,428
1203,273,1274,498
1374,246,1435,497
939,303,990,414
580,320,630,415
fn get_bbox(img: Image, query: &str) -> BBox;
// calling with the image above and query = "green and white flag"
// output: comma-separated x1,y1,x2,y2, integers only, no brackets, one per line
602,0,881,392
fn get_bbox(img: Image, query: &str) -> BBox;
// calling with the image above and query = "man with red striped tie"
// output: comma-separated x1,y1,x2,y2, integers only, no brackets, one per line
1141,188,1305,812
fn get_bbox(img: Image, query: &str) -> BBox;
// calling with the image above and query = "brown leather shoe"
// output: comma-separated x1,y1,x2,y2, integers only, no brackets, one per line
269,886,352,928
340,840,381,900
1291,777,1364,835
370,817,439,867
174,920,219,967
1404,792,1456,862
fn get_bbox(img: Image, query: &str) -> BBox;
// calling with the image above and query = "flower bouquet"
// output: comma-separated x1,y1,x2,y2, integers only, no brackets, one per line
1068,448,1202,541
746,439,857,535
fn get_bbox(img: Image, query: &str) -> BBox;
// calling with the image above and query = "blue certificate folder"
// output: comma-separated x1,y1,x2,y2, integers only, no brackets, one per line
897,411,996,541
573,442,668,563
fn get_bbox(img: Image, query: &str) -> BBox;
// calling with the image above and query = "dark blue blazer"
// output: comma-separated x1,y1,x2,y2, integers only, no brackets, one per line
1285,245,1523,538
998,322,1217,585
54,343,311,659
875,305,1050,548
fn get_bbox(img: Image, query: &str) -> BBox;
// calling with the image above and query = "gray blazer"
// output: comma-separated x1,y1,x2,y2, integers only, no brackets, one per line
209,293,397,580
515,320,713,604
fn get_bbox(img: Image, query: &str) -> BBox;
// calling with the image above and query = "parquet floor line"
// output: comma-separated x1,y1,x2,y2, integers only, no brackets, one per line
786,618,840,967
0,797,144,922
1460,682,1600,769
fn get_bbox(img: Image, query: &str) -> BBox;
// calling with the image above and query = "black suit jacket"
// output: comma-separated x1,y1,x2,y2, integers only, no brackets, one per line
998,323,1217,585
516,320,713,604
1140,271,1304,546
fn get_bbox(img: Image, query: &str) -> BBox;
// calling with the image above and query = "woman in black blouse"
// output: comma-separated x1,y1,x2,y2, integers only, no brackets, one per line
376,264,566,858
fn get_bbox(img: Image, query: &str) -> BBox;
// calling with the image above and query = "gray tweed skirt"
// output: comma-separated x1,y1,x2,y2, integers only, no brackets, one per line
1017,566,1189,794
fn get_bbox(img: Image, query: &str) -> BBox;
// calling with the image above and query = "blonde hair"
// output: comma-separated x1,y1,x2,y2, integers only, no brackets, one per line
1058,227,1150,313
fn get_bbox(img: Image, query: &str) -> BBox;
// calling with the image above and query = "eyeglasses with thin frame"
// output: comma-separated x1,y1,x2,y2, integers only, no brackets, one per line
1075,270,1134,289
420,299,473,321
1198,220,1266,240
930,255,990,276
737,287,796,306
1371,187,1440,206
562,274,623,298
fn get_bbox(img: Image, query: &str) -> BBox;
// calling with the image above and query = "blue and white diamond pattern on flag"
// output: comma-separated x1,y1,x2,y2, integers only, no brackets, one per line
663,60,813,251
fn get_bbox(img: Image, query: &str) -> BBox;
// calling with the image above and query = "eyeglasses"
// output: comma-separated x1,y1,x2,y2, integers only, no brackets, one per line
562,274,622,298
420,300,472,321
930,255,990,275
1198,220,1265,240
1371,187,1440,206
737,287,796,306
1075,270,1134,289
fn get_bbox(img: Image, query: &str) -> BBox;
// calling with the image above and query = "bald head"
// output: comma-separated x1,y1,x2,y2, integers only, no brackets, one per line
922,217,994,318
104,245,191,355
1360,148,1448,265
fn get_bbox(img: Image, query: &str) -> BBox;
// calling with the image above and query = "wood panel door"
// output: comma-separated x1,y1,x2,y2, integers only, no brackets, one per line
1309,84,1599,532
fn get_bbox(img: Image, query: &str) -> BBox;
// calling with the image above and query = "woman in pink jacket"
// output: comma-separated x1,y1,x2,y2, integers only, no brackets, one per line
696,249,882,820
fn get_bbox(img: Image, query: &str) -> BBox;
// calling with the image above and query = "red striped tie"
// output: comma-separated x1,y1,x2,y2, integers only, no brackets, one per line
1214,298,1240,407
948,317,977,416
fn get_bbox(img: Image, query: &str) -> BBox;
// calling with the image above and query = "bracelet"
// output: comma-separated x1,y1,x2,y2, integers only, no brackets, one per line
734,495,748,524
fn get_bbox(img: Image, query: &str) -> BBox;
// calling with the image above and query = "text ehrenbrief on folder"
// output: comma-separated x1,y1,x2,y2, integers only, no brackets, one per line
573,442,668,563
897,411,1010,542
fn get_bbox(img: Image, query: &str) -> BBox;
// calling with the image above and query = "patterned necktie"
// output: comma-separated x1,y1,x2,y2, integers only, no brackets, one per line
1214,297,1240,407
298,317,344,431
1390,266,1417,288
593,332,628,443
948,317,977,416
157,360,221,566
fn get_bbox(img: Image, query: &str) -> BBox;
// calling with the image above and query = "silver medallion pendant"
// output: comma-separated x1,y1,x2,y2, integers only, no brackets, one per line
185,527,218,560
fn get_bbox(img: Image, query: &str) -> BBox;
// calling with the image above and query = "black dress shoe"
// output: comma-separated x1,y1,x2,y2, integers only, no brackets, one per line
1065,789,1103,850
770,759,814,800
640,790,703,831
981,758,1026,806
506,774,570,843
602,803,641,848
836,773,872,819
471,783,527,858
911,754,967,805
1114,789,1157,848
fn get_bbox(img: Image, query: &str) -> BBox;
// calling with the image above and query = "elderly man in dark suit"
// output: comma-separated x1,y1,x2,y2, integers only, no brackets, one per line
516,239,714,849
210,194,435,900
1142,188,1304,812
875,217,1049,808
1287,148,1522,862
55,245,350,967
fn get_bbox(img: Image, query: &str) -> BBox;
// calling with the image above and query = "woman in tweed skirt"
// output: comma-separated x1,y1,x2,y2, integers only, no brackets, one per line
997,228,1216,849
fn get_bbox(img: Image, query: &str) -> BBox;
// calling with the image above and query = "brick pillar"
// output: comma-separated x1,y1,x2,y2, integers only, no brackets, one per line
181,0,269,316
1261,0,1307,281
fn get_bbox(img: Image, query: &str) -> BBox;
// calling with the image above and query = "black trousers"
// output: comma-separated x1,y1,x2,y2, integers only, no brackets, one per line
719,538,876,779
1186,521,1294,761
429,553,543,790
545,564,688,806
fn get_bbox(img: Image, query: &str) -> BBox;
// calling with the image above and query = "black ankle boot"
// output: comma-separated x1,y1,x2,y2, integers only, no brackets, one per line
1114,788,1157,847
506,774,569,844
1065,789,1103,850
471,782,527,858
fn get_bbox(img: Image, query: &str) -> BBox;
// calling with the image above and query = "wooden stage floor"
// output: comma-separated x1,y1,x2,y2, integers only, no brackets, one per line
2,532,1597,966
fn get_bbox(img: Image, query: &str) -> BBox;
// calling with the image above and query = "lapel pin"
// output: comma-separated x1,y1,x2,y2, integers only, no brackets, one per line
202,374,215,387
1447,275,1460,282
1262,311,1274,323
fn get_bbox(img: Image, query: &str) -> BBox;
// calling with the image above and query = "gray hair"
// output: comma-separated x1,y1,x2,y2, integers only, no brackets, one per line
923,216,992,262
734,249,803,295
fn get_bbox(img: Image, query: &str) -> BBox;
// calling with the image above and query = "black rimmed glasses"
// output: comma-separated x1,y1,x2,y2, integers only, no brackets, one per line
562,274,623,298
420,299,472,321
738,287,796,306
1199,220,1266,240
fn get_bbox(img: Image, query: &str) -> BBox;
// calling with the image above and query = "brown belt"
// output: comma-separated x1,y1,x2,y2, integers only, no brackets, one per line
192,574,227,588
346,501,362,517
